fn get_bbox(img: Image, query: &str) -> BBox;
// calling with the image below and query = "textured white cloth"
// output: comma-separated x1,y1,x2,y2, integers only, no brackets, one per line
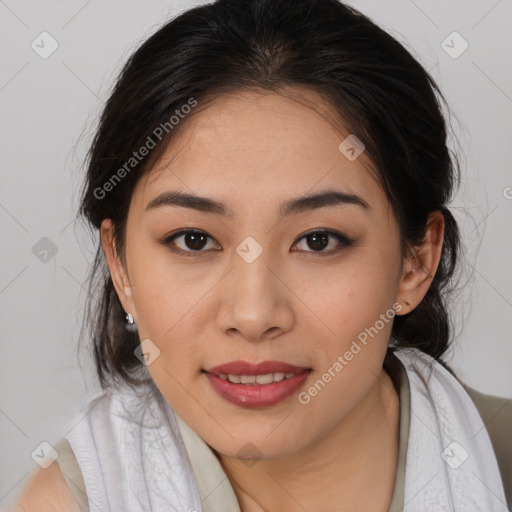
394,348,508,511
64,348,507,511
65,378,204,512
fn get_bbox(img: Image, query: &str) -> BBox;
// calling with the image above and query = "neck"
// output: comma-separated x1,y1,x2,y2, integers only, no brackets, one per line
217,367,400,512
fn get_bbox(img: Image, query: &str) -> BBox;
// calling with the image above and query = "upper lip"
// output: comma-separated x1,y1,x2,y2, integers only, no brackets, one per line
205,360,311,376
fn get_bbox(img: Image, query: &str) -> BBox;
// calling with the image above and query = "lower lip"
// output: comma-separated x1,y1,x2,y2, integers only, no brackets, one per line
204,370,312,408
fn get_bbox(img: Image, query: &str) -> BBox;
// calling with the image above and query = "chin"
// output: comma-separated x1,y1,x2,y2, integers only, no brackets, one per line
212,431,307,462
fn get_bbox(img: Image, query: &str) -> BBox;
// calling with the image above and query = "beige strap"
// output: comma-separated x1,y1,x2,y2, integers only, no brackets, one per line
174,413,242,512
54,437,89,511
385,351,410,512
462,383,512,508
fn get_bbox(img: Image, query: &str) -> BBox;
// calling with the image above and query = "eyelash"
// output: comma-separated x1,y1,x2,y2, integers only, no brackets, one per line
161,228,353,257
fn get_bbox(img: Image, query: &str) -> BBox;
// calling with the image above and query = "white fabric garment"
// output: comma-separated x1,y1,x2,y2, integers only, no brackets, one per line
64,347,508,511
393,348,508,511
64,378,204,512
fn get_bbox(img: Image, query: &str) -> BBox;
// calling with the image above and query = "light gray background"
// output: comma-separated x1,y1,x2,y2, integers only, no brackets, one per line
1,0,511,507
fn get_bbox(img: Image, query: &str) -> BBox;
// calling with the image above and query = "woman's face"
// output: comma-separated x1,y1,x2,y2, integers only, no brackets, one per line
103,88,410,460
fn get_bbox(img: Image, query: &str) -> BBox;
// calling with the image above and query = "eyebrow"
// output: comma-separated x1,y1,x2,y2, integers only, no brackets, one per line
145,188,370,217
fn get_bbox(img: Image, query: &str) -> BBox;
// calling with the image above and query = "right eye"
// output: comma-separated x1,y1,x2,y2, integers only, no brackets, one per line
162,229,221,256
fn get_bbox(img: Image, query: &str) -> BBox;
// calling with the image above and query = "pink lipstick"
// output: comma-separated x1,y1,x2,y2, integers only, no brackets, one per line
204,360,312,408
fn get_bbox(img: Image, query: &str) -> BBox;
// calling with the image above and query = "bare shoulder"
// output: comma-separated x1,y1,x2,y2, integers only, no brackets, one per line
12,462,80,512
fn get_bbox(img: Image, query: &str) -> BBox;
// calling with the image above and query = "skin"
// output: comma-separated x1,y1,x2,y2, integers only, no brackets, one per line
13,462,81,512
101,87,444,511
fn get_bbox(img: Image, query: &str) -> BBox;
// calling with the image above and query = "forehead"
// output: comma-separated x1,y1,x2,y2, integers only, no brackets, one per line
132,88,390,220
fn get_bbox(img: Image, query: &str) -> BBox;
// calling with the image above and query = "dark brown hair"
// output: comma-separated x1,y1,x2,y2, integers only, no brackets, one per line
77,0,462,389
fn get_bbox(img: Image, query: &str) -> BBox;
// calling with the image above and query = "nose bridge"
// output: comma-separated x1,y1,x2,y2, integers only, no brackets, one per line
216,240,294,341
234,245,275,299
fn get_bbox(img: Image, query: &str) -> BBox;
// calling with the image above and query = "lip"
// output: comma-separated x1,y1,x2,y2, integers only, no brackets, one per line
205,360,311,376
203,360,312,408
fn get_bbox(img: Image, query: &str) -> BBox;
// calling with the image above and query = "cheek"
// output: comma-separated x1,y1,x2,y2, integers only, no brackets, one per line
301,255,399,342
296,252,399,409
128,236,209,325
126,245,212,377
293,264,398,436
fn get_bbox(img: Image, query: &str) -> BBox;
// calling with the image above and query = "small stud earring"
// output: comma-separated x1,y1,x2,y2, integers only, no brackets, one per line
125,312,138,332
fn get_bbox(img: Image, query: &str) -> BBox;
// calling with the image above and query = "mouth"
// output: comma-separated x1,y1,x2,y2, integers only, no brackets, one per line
213,371,304,385
202,360,313,408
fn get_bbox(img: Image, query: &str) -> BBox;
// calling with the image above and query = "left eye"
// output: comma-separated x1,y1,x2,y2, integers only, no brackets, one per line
292,230,351,254
162,229,351,256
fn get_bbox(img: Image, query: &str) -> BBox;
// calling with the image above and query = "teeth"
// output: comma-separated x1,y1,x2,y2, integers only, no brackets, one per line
219,372,297,384
255,373,274,385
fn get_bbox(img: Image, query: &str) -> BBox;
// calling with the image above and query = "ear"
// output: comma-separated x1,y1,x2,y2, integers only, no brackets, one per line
395,210,445,315
100,218,138,322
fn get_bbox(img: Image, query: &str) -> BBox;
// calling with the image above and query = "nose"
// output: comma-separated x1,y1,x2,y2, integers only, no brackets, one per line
215,247,295,343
